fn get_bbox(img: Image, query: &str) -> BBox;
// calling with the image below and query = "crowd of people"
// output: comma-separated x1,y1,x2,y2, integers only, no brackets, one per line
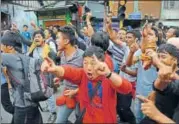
1,11,179,124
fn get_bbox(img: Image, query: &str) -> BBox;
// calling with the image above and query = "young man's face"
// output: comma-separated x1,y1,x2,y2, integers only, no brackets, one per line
44,29,50,39
53,27,58,34
126,33,136,46
166,28,176,40
33,34,44,47
1,44,16,53
147,29,158,43
117,29,126,42
158,52,177,67
23,26,28,31
83,56,99,80
56,32,69,51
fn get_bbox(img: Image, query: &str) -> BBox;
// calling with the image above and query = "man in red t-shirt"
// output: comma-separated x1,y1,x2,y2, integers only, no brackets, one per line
41,46,132,123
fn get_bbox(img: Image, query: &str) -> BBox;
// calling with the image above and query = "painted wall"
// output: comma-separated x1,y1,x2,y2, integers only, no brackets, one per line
138,1,161,19
1,3,37,33
125,1,134,18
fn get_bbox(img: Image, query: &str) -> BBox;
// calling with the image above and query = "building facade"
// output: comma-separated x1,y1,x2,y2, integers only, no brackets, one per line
1,1,40,32
124,0,179,26
160,0,179,26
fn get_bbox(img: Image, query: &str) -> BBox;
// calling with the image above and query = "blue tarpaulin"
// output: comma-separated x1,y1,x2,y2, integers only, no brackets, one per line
128,12,142,20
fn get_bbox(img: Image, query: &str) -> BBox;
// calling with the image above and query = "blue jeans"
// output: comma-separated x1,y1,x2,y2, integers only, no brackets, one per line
55,104,74,123
134,98,144,123
47,95,56,113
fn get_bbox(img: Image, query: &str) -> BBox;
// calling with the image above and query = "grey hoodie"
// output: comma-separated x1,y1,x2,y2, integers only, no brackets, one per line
60,48,84,90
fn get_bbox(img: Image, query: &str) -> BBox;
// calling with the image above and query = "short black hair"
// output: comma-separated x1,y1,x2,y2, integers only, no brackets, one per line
158,44,179,63
151,26,159,38
69,25,79,36
91,32,109,52
53,25,60,30
175,29,179,37
157,28,166,44
58,26,77,46
33,30,45,39
133,29,142,41
83,46,105,61
70,25,77,32
23,25,28,28
127,30,137,38
127,30,142,43
1,31,22,53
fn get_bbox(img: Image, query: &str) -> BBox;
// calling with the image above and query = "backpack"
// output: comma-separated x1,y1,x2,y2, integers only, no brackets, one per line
46,38,57,52
9,54,54,102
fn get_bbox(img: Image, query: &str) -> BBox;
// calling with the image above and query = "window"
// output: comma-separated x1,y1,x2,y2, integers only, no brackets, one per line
164,1,179,9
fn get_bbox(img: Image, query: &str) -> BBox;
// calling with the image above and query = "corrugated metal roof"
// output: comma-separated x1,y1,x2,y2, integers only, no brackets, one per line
1,8,9,14
24,0,86,12
2,0,59,9
53,1,66,8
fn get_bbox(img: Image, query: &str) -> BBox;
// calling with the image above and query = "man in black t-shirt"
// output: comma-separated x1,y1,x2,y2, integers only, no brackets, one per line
138,44,179,124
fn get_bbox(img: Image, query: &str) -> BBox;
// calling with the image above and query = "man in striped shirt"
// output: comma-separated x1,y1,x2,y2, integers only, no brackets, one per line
108,28,127,73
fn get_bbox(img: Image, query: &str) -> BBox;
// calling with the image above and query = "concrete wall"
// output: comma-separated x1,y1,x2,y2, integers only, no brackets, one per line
158,20,179,27
1,3,37,33
161,1,179,19
121,1,161,19
125,1,134,18
161,10,179,20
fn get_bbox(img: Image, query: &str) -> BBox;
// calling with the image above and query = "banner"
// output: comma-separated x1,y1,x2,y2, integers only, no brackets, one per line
65,11,72,24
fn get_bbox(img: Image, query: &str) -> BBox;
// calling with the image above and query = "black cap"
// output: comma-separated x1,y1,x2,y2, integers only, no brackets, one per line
1,31,22,48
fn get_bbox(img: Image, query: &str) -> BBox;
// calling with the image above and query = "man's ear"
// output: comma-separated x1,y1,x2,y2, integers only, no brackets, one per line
155,36,158,43
172,57,178,65
171,57,178,70
64,39,70,45
135,38,138,43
